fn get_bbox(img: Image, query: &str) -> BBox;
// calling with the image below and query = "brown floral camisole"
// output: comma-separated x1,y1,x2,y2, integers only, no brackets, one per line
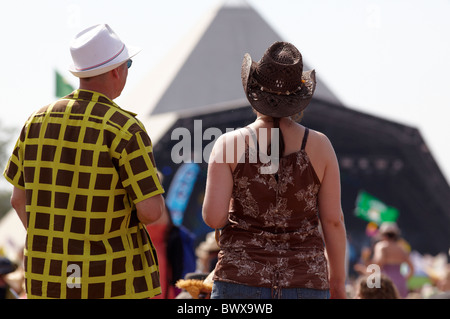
213,127,329,293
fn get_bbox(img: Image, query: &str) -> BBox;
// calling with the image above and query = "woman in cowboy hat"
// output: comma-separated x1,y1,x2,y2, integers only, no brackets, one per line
203,42,347,299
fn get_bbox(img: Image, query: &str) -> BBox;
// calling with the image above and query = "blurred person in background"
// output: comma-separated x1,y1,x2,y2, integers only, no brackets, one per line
147,173,196,299
354,273,400,299
371,222,414,298
0,257,17,299
195,231,220,274
429,263,450,299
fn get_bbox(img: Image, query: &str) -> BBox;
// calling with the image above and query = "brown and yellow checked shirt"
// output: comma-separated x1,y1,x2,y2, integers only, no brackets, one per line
3,89,164,299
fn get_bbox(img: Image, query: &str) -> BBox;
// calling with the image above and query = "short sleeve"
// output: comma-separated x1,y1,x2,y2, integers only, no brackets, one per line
3,130,26,190
119,131,164,203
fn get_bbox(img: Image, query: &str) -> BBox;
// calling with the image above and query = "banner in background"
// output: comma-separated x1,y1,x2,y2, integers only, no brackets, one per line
55,70,74,98
354,190,399,224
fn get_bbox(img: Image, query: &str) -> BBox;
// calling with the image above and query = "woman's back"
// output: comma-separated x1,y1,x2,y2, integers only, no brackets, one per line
227,117,331,183
213,120,330,290
373,239,409,265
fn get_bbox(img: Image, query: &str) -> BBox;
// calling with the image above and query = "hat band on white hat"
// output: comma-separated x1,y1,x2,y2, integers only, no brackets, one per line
75,44,125,71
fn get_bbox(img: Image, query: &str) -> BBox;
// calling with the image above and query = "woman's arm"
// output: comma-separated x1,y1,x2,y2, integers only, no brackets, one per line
202,134,234,229
404,255,415,280
317,135,347,299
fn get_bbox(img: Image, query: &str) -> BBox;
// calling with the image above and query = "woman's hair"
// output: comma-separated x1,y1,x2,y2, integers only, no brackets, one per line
383,231,400,241
254,109,304,158
356,274,400,299
271,117,285,157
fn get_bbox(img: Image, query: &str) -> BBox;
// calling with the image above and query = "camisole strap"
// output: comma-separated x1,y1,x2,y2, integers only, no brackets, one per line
301,128,310,151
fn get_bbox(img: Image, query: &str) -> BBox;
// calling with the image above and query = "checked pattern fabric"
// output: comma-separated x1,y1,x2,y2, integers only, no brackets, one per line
3,89,164,298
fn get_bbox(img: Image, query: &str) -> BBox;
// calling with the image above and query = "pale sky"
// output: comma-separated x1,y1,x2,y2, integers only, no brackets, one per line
1,0,449,185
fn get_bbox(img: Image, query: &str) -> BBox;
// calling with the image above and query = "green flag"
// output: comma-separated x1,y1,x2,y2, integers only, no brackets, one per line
55,70,74,98
354,191,399,224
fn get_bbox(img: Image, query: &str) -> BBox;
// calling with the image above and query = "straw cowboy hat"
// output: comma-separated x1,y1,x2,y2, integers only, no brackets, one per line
241,41,316,118
69,24,141,78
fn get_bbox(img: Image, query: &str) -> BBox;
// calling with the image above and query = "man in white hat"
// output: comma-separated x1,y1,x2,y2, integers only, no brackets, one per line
68,24,141,98
3,24,165,299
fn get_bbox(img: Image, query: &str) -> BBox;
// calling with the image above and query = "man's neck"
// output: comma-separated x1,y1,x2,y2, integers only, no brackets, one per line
79,80,116,100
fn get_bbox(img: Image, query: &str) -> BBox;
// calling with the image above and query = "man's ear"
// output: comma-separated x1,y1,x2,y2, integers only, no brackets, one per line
111,67,120,79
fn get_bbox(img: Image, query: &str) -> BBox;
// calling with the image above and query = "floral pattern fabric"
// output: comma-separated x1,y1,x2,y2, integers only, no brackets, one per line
213,128,329,290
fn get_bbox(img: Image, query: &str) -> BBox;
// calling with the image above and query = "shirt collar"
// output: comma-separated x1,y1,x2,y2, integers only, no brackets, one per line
67,89,138,117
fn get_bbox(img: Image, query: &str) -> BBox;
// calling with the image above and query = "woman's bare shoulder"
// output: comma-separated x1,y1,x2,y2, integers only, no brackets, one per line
210,128,248,165
305,128,336,156
304,128,338,181
213,127,247,148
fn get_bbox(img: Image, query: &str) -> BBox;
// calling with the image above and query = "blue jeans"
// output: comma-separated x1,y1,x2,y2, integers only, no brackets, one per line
211,281,330,299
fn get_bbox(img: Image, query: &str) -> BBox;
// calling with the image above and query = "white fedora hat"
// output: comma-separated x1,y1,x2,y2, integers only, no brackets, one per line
69,24,141,78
